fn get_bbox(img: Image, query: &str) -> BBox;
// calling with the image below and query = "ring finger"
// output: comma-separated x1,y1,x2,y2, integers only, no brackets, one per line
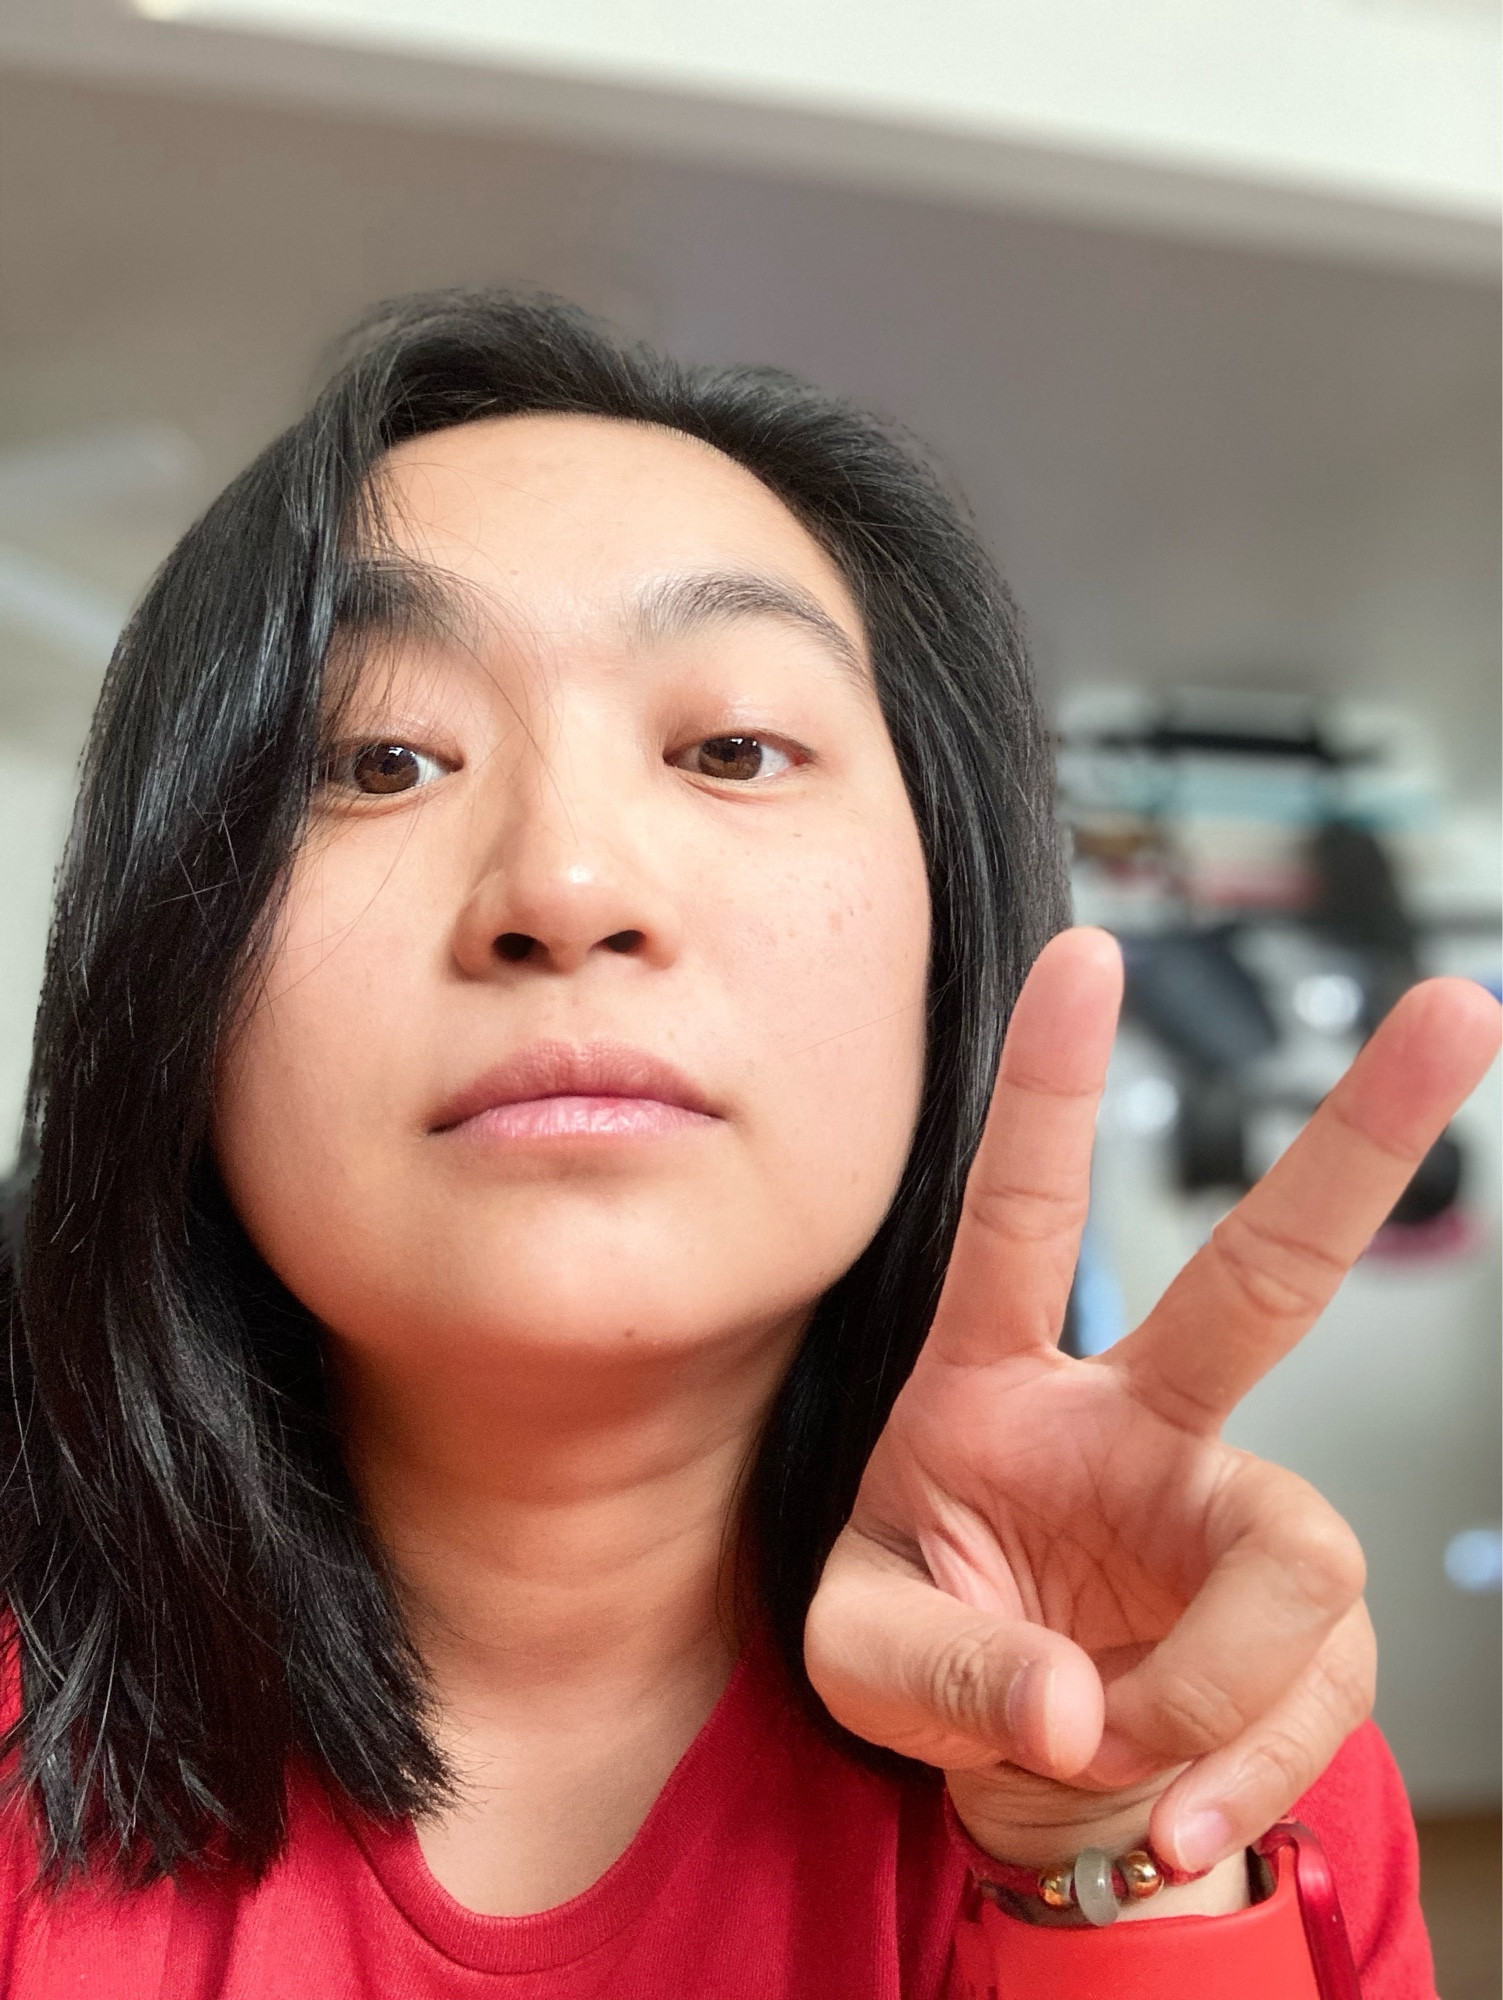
1147,1602,1378,1875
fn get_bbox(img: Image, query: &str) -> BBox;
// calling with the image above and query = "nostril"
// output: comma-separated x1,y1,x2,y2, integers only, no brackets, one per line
495,932,536,963
603,930,644,955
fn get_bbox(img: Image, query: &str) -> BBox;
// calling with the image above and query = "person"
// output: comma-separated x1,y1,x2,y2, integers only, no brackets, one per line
0,290,1495,1998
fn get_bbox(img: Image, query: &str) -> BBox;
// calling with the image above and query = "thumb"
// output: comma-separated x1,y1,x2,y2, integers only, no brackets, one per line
805,1528,1104,1780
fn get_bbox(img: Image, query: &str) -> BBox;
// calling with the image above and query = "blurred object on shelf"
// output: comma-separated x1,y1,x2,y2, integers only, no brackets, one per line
1122,930,1278,1073
1306,820,1418,1027
1119,930,1275,1195
1059,680,1499,1231
1059,684,1468,931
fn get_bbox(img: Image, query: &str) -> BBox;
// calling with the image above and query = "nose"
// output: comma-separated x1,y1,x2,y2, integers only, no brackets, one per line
450,777,682,980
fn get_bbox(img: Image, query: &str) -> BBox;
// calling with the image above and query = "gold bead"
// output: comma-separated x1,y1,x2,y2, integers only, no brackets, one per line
1038,1865,1076,1909
1119,1850,1163,1901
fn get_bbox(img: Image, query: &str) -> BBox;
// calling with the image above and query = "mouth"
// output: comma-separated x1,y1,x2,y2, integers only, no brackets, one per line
429,1040,719,1143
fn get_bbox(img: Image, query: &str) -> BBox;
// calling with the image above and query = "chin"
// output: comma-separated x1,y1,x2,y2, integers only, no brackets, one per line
281,1175,867,1377
310,1229,802,1372
452,1252,796,1360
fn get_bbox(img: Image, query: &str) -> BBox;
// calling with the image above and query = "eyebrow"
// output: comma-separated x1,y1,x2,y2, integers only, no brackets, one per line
630,569,868,684
333,556,481,648
332,557,868,685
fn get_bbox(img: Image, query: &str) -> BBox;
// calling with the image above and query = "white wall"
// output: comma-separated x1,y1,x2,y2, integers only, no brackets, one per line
0,745,73,1162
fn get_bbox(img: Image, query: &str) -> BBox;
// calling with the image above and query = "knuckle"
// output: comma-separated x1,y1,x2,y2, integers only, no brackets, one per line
964,1178,1089,1252
1236,1720,1316,1806
1325,1090,1422,1168
1271,1504,1368,1613
1209,1210,1345,1323
1306,1524,1367,1610
1123,1362,1224,1435
802,1590,840,1674
927,1635,1005,1741
801,1600,860,1707
1145,1671,1249,1758
1315,1625,1378,1727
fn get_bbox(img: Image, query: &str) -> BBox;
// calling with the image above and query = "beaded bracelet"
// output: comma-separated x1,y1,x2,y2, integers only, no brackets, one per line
977,1841,1211,1928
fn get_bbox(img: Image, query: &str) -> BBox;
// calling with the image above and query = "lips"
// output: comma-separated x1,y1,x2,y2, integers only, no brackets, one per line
429,1039,717,1134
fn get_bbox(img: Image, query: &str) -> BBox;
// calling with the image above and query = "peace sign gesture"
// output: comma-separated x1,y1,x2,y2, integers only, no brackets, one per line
806,927,1502,1879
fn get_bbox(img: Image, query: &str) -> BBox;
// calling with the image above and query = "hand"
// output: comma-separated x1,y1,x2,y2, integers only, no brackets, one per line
805,928,1502,1882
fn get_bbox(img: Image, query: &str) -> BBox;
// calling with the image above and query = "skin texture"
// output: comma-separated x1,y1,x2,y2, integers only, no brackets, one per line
215,411,1503,1922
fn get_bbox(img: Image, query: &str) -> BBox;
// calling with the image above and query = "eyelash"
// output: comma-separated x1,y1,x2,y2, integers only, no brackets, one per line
323,730,806,802
669,734,802,785
323,741,450,799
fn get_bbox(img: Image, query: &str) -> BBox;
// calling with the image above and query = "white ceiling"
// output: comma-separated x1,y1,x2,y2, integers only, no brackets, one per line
0,0,1496,276
0,65,1497,793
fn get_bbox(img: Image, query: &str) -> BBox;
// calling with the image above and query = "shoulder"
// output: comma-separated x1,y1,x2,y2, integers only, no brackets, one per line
0,1632,38,1965
0,1778,181,2000
1293,1720,1437,1998
0,1631,202,1998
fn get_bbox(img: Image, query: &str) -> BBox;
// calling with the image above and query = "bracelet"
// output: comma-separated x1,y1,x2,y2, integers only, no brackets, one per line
952,1822,1361,2000
976,1840,1211,1927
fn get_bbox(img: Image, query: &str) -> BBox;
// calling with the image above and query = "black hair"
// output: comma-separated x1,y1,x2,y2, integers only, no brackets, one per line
0,290,1067,1881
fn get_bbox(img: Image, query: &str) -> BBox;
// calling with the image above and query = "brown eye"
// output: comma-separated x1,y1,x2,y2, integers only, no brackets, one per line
688,736,792,782
347,743,437,794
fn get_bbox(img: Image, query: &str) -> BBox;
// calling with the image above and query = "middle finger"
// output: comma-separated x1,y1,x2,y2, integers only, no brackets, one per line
1107,976,1500,1431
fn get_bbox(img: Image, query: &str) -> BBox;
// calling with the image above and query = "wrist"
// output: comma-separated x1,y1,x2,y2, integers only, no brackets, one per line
944,1777,1252,1928
946,1768,1173,1872
1105,1851,1250,1923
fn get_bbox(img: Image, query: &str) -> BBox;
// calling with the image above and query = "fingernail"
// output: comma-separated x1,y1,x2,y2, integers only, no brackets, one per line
1005,1660,1053,1761
1086,1728,1158,1789
1172,1809,1235,1874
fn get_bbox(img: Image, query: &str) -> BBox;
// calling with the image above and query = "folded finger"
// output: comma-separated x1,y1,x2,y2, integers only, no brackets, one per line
1092,1457,1365,1777
1148,1602,1377,1874
805,1527,1104,1779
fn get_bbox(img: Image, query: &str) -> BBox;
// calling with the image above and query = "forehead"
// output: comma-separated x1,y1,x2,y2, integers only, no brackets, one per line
370,413,863,635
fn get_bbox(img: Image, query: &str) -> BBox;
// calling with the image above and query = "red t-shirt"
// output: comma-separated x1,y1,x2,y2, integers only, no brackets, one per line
0,1633,1434,1998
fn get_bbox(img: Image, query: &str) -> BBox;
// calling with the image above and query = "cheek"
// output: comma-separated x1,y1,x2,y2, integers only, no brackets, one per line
213,850,439,1267
707,810,931,1273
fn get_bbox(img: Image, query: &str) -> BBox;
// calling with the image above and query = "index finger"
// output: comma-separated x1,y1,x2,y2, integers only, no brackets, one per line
927,926,1122,1366
1110,976,1502,1430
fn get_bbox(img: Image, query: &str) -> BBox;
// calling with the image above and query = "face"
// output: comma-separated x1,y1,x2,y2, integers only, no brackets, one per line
215,415,931,1408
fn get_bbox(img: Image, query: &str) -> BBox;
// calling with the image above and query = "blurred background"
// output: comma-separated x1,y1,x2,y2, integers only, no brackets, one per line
0,0,1497,1988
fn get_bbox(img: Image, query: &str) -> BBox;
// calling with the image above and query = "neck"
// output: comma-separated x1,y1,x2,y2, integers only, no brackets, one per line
335,1319,801,1913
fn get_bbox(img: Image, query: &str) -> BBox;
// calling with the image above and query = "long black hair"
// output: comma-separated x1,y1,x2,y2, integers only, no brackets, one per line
0,290,1067,1882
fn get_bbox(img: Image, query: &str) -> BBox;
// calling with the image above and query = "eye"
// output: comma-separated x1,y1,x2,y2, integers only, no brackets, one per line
674,735,795,783
328,741,448,797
